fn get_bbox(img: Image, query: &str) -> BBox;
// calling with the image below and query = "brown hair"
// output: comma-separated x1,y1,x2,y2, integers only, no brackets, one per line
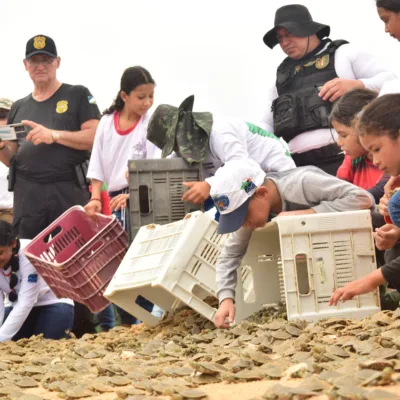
376,0,400,12
357,94,400,140
330,88,378,127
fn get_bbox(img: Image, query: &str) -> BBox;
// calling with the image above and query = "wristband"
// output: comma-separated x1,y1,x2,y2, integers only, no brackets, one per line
89,198,102,203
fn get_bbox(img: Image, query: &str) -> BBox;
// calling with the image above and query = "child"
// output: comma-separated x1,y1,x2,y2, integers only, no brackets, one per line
0,221,73,341
211,159,374,328
146,95,296,204
330,94,400,306
85,66,158,324
330,89,388,203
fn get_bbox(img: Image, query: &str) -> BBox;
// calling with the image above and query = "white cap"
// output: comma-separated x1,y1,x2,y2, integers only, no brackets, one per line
210,159,266,234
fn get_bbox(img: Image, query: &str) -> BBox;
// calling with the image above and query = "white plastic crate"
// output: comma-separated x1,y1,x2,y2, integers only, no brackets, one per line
104,211,229,326
235,210,381,323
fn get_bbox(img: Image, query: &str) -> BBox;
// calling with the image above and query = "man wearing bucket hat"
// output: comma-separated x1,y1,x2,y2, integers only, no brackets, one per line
0,99,14,224
260,4,395,176
212,159,374,328
147,95,295,204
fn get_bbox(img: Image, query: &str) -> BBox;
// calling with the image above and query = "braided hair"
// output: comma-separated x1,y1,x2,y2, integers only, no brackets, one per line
0,221,20,302
103,66,155,115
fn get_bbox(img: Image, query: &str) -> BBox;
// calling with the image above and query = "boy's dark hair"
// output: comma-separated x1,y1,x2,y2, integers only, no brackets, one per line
357,93,400,140
376,0,400,12
103,66,155,115
0,221,20,302
330,89,378,127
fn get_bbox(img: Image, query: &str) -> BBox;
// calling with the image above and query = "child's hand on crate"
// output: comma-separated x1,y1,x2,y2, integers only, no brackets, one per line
214,298,235,329
110,194,129,212
329,269,386,306
84,199,102,218
182,181,210,204
278,209,316,217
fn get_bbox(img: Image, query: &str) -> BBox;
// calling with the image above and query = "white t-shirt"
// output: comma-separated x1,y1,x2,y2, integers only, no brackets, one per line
87,112,160,192
0,163,13,209
260,42,396,154
0,239,73,342
200,117,296,187
379,79,400,96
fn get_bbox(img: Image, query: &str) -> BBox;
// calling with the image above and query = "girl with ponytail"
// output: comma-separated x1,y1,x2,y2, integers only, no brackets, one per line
85,66,159,327
0,221,73,341
86,66,158,219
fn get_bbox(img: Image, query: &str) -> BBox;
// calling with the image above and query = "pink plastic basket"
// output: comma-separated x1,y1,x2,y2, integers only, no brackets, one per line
23,206,128,312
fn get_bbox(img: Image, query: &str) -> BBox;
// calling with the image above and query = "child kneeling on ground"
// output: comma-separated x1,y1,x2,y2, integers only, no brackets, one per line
0,221,74,341
331,94,400,306
211,159,374,329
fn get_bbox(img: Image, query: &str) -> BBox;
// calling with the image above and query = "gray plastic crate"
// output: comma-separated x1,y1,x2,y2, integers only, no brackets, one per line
128,158,204,241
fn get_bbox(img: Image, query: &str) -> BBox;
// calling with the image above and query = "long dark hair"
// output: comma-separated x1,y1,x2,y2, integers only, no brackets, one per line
330,89,378,127
103,66,155,115
357,94,400,140
0,221,20,302
376,0,400,12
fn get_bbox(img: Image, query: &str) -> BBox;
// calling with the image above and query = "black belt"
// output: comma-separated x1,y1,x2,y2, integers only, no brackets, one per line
292,143,343,166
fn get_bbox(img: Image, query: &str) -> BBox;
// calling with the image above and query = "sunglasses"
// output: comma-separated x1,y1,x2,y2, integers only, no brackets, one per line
0,111,9,119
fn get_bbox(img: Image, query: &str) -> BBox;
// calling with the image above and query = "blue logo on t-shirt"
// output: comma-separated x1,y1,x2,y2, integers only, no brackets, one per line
27,273,38,283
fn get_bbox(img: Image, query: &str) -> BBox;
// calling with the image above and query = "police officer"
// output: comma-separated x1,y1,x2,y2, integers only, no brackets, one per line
0,98,14,224
0,35,101,337
261,5,395,175
0,35,100,238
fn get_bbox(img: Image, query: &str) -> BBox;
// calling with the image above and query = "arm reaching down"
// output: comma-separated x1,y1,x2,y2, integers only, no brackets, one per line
303,168,374,213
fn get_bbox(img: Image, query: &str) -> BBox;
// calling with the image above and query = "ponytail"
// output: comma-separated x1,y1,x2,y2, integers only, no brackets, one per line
103,91,125,115
103,66,155,116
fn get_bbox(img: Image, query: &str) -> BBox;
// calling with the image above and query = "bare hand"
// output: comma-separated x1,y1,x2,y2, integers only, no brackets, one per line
329,278,373,306
110,194,129,212
384,176,400,196
278,209,316,217
319,78,364,102
214,298,235,329
373,224,400,251
125,170,129,183
378,195,390,217
23,120,54,145
181,181,210,204
84,200,102,218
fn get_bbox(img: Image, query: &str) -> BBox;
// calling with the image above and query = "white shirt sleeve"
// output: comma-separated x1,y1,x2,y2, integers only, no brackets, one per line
259,83,278,133
205,122,250,187
335,43,396,91
379,79,400,96
0,254,41,342
87,116,106,182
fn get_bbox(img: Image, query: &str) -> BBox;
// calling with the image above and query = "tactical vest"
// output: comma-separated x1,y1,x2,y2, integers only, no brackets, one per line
272,39,348,142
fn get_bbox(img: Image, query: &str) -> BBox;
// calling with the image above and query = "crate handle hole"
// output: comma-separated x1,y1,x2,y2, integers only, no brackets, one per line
133,295,161,316
139,185,150,215
85,240,105,258
43,226,62,243
192,284,217,305
295,253,311,296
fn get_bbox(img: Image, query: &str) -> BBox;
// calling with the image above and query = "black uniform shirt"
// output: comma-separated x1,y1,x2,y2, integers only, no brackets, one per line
7,84,101,181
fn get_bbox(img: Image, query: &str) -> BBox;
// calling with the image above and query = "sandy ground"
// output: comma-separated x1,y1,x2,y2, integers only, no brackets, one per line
21,380,400,399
